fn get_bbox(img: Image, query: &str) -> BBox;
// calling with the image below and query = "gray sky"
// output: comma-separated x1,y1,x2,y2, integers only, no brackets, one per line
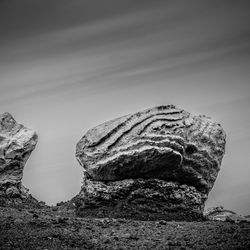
0,0,250,214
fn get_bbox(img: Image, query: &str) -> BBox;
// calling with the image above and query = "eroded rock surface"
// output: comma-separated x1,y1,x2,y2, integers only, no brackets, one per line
76,105,226,193
0,112,38,203
76,177,207,221
75,105,226,220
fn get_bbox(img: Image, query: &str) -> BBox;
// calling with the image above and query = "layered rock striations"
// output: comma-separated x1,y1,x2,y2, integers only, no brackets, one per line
75,105,226,220
0,112,38,204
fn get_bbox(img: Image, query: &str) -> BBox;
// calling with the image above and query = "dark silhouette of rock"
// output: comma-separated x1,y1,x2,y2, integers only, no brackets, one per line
0,112,38,204
75,105,226,220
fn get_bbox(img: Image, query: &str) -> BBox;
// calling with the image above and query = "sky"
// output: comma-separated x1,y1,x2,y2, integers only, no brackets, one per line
0,0,250,214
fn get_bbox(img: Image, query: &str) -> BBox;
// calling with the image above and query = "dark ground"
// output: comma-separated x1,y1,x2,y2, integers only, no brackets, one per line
0,206,250,249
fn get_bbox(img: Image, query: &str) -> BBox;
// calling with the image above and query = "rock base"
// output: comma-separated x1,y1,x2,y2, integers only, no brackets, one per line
0,182,44,208
0,182,29,198
75,177,207,221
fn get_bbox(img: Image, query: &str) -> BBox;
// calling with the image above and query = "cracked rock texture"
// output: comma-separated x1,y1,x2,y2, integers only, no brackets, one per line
76,177,207,221
0,112,38,202
75,105,226,220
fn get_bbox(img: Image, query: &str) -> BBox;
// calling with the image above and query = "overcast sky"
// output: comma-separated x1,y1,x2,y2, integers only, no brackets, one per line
0,0,250,214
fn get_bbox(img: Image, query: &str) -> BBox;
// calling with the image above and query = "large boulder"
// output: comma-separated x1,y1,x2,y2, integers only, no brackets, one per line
75,105,226,220
0,112,38,203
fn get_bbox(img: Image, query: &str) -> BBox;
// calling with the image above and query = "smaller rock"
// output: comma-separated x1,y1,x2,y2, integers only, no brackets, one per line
113,232,139,240
203,206,225,216
91,238,98,244
158,220,167,225
0,112,38,205
121,233,132,239
14,218,23,223
102,235,111,244
225,214,249,223
204,206,250,223
54,216,69,224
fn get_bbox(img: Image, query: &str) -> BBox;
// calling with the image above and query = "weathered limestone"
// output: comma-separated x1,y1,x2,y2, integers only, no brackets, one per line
0,112,38,201
75,105,226,220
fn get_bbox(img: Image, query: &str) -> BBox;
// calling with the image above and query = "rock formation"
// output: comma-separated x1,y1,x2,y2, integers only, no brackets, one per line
204,206,250,223
75,105,226,220
0,112,38,204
